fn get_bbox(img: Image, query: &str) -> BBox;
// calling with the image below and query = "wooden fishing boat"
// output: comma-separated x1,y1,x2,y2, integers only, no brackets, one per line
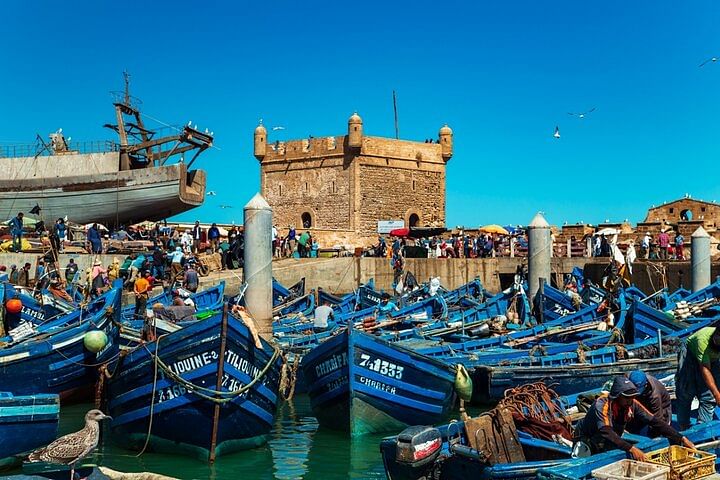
0,285,122,400
119,281,225,323
0,393,59,469
300,327,458,436
106,306,283,460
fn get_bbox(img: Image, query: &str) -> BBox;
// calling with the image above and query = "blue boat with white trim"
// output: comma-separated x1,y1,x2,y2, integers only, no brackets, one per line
300,326,458,436
0,392,60,469
105,305,283,460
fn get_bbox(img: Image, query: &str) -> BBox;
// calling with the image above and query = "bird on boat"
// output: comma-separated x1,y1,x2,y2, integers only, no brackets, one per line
567,107,596,119
207,190,217,196
27,409,111,480
699,57,719,67
553,126,561,139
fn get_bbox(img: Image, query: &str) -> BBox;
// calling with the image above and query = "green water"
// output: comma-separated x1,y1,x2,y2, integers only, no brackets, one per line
12,396,389,480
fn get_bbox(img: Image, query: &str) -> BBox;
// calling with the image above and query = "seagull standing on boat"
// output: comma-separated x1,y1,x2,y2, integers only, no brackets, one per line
28,409,112,480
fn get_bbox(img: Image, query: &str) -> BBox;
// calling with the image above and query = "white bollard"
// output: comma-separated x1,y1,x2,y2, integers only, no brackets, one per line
528,212,552,304
243,193,273,339
692,227,711,292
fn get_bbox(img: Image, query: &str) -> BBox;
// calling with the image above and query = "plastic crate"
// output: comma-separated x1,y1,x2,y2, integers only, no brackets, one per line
592,459,669,480
646,445,717,480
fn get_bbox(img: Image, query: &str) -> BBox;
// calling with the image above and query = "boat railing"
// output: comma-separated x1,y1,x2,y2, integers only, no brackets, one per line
0,140,119,158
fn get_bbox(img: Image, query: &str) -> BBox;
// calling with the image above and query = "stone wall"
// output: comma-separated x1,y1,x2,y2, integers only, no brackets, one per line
645,199,720,232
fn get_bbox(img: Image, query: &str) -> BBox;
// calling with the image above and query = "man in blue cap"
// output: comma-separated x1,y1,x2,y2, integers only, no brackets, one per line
627,370,672,437
574,376,694,461
676,326,720,430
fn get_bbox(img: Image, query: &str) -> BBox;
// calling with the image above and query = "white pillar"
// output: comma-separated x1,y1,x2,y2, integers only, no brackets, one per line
692,227,711,292
528,212,552,303
243,193,273,338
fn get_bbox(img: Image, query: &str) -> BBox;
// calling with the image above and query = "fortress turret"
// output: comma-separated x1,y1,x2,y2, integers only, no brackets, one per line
348,112,363,148
439,124,453,160
254,122,267,160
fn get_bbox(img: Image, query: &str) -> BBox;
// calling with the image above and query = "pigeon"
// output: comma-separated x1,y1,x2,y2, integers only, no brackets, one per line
567,107,596,119
28,409,111,480
553,126,561,139
699,57,719,67
207,191,217,196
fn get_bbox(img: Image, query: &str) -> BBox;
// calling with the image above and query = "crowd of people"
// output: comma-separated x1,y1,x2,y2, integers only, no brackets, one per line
272,225,318,258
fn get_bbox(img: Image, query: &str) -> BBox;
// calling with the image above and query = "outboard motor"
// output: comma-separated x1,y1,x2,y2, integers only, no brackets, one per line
395,426,443,468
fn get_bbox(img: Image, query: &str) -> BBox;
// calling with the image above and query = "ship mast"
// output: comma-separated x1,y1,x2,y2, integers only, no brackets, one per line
105,72,213,171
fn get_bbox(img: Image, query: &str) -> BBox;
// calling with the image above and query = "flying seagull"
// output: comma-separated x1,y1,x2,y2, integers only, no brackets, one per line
272,126,285,131
207,191,217,196
553,126,561,139
567,107,596,119
699,57,719,67
28,409,112,480
219,204,233,209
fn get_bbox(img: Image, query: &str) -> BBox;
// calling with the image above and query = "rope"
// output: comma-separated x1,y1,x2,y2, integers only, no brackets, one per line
136,338,160,457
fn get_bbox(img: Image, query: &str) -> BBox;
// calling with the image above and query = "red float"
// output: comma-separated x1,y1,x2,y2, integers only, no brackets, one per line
5,298,22,314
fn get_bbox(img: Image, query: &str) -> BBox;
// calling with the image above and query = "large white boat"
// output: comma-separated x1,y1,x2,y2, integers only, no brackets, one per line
0,76,212,226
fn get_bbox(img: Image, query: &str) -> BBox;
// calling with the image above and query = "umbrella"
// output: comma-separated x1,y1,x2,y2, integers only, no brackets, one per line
595,227,620,236
389,227,447,239
479,224,509,235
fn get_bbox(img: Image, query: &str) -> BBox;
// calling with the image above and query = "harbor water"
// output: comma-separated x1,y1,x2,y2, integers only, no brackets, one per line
14,396,389,479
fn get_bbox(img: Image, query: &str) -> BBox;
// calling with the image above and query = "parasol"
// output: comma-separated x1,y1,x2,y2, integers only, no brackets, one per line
479,224,510,235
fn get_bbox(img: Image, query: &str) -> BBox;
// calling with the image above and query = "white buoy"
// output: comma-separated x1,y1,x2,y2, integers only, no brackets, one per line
528,212,552,305
243,193,273,339
692,227,711,292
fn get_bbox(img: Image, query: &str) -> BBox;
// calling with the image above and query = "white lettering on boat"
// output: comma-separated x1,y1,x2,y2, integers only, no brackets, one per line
21,306,45,321
315,353,348,377
358,353,404,379
359,376,396,395
325,375,348,393
168,350,218,375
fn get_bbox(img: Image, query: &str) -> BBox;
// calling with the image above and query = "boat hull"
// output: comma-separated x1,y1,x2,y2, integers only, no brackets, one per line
0,163,205,226
301,328,457,436
0,393,59,468
106,310,282,459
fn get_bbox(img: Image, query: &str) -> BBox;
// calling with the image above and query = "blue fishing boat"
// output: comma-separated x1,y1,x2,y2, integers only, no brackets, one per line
106,306,283,460
120,281,225,323
0,285,122,400
300,327,458,436
0,393,60,468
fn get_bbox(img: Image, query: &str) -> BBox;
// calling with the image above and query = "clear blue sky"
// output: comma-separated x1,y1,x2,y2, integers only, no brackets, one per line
2,1,720,228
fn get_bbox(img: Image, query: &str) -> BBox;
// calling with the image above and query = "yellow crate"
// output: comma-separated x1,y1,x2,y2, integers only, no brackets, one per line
646,446,716,480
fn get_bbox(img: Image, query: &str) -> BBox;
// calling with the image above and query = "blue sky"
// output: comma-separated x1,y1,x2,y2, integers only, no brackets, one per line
2,1,720,228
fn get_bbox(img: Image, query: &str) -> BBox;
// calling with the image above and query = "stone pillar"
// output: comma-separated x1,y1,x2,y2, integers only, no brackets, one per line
243,193,273,339
691,226,711,292
528,212,551,303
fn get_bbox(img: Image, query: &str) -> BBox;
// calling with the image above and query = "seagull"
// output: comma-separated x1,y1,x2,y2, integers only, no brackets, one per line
28,409,112,480
700,57,719,67
207,191,217,196
553,126,561,139
187,120,192,127
272,126,285,131
219,204,233,209
567,107,596,119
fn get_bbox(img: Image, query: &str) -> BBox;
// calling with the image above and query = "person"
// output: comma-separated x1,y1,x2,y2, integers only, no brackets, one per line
8,212,23,252
627,370,672,437
674,232,685,260
9,264,18,285
90,258,107,298
35,260,48,290
208,223,221,253
65,258,78,284
392,251,404,287
658,230,670,260
170,246,184,279
17,263,31,287
298,230,310,258
313,301,334,332
133,271,151,319
641,232,652,259
378,293,399,313
272,224,279,257
87,223,102,254
676,326,720,429
127,253,146,287
53,218,67,253
287,226,297,256
181,229,193,254
574,376,694,461
152,247,165,279
107,258,120,283
376,236,387,257
48,277,74,303
191,221,202,253
183,263,199,293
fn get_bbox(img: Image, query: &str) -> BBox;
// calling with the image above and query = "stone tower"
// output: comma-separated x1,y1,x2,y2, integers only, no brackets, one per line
348,112,363,148
255,113,452,247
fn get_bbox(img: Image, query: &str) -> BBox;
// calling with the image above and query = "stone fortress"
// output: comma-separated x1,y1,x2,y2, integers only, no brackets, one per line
254,113,453,248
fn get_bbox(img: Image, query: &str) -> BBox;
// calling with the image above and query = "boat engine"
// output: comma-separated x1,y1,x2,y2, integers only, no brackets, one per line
395,426,443,468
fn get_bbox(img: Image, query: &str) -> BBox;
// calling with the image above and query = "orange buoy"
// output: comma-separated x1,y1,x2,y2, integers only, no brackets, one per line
5,298,22,314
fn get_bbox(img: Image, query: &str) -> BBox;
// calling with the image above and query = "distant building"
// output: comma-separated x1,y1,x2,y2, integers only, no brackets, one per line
642,198,720,238
254,113,452,247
